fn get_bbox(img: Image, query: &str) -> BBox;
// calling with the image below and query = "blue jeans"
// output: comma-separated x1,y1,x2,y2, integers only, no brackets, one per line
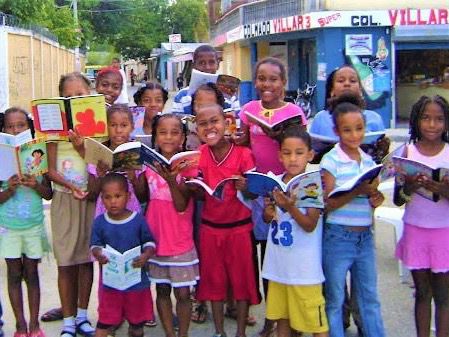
323,224,385,337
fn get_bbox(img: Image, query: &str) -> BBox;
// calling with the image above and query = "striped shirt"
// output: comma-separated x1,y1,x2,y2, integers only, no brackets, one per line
320,143,375,227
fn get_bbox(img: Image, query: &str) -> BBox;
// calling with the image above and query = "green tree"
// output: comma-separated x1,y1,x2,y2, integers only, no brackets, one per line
169,0,209,42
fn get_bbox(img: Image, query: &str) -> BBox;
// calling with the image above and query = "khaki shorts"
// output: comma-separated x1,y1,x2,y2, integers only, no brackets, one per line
0,225,46,259
266,281,329,334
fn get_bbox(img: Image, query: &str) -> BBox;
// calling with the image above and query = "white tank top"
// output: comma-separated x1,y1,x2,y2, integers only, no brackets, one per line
262,207,325,285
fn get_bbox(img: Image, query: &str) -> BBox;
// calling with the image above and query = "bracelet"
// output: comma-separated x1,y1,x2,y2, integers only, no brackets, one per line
399,187,412,202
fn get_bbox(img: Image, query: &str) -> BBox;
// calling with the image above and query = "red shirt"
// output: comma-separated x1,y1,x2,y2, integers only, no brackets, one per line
199,144,255,227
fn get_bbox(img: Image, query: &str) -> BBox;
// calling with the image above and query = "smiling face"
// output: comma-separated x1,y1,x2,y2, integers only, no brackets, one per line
279,137,313,177
96,72,123,104
155,117,185,158
418,102,446,143
193,51,219,74
331,67,362,98
108,111,133,149
101,181,130,220
3,111,29,135
139,88,165,120
195,105,226,147
255,63,286,109
334,111,365,152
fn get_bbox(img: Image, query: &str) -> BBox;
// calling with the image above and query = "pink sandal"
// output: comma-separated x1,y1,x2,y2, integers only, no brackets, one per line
29,328,47,337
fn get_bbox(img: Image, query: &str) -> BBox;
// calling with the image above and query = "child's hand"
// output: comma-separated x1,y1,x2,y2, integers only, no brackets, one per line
154,163,178,185
263,196,276,221
68,129,85,148
96,160,109,178
96,253,109,265
20,174,38,189
234,175,247,191
369,190,385,208
355,180,378,196
272,188,295,210
400,173,425,194
261,125,282,139
7,175,21,193
421,178,446,195
132,253,149,268
71,186,88,200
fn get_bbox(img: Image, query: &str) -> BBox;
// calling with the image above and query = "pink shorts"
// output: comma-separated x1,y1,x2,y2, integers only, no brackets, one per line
197,225,261,305
98,287,153,326
396,223,449,273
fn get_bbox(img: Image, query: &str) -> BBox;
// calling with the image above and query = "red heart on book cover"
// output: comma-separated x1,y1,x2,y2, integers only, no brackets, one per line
75,109,106,136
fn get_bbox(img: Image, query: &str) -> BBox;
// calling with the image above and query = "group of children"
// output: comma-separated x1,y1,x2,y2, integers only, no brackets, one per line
0,43,448,337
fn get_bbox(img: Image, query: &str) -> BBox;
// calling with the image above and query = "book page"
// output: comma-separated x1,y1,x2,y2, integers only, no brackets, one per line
288,170,324,209
36,104,64,131
102,245,141,290
187,69,219,95
69,95,107,138
84,138,113,168
0,144,18,180
17,139,48,176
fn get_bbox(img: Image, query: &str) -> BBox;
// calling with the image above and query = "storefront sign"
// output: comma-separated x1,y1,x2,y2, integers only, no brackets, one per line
243,21,271,39
351,15,381,26
345,34,373,55
227,26,243,44
272,15,311,33
212,33,227,47
388,9,448,26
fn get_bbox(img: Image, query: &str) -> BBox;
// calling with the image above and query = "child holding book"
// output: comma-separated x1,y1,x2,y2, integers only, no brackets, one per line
0,107,52,337
262,126,328,337
193,103,260,337
394,95,449,337
320,93,385,337
95,67,123,105
138,114,199,337
132,82,169,137
46,72,97,337
90,173,155,337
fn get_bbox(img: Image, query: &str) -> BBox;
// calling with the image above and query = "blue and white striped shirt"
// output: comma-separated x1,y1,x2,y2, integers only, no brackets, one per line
320,143,375,227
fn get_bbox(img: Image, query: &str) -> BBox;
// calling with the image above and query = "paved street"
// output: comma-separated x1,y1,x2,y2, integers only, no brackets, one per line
0,88,424,336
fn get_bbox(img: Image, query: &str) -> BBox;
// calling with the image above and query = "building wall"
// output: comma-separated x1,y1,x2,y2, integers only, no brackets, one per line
222,42,251,81
1,27,85,112
324,0,448,10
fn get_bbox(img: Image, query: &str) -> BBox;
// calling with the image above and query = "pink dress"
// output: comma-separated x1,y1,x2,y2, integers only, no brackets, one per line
240,100,307,174
395,143,449,272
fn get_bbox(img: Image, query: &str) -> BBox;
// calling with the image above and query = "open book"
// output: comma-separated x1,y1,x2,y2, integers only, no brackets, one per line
379,143,406,181
140,146,199,177
328,164,383,198
245,170,324,208
31,94,107,140
243,105,303,130
185,177,239,200
216,74,241,98
84,138,142,171
130,106,146,132
102,245,141,291
393,156,449,202
187,69,219,95
0,130,48,180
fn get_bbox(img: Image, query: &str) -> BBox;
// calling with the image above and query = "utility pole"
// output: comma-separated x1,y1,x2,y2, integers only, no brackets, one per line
73,0,81,71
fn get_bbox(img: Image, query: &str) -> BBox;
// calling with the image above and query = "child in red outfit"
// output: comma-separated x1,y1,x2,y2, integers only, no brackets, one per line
192,103,260,337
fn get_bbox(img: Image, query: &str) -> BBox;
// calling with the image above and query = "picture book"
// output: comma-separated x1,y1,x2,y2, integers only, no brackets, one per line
187,69,219,95
245,170,324,209
0,131,48,180
185,177,239,200
216,74,241,98
392,156,449,202
84,138,142,171
140,145,200,177
129,106,146,132
379,143,406,181
224,113,238,137
102,245,142,291
31,94,107,140
243,105,303,130
328,164,383,198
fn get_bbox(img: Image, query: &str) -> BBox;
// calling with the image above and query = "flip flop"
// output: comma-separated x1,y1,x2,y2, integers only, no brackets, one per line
41,308,63,322
75,320,95,337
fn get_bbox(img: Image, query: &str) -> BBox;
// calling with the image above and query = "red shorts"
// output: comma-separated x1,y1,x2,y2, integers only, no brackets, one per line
98,287,153,326
197,224,261,305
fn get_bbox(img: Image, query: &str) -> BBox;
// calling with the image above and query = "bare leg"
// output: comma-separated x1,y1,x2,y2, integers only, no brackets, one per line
95,328,109,337
58,265,79,318
174,286,191,337
6,258,27,333
412,269,432,337
236,300,248,337
157,284,176,337
430,271,449,337
211,301,225,335
23,257,41,333
77,263,93,309
276,319,291,337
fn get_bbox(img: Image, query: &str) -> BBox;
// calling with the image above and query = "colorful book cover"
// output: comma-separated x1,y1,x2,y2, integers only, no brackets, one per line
243,103,302,130
185,177,239,200
32,94,107,140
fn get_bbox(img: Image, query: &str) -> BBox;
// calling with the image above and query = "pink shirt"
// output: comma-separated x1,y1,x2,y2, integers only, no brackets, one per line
199,144,255,228
87,164,142,217
240,101,307,174
403,143,449,228
145,169,194,256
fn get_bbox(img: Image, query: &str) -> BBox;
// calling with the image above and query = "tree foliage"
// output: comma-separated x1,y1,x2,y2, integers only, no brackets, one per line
0,0,209,59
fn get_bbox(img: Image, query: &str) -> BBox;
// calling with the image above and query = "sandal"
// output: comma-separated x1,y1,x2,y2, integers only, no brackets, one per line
191,300,208,324
224,307,257,326
41,307,63,322
144,320,157,328
13,332,28,337
60,330,76,337
29,328,47,337
75,320,95,337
